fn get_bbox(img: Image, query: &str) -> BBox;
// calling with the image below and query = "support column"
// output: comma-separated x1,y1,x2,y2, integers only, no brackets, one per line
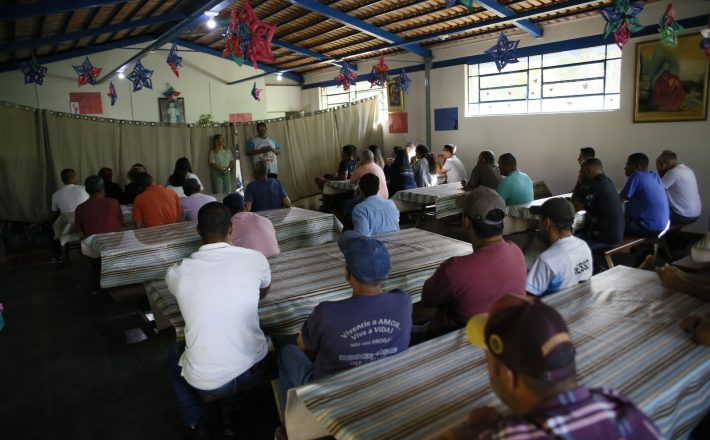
424,57,432,148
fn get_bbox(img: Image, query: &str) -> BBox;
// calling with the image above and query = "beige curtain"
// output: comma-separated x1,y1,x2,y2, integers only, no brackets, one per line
0,105,48,221
335,99,383,153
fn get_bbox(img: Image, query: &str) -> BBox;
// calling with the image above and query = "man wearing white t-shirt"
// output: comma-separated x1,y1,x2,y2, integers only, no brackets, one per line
656,150,701,226
48,168,89,262
166,201,271,436
527,198,592,297
246,122,281,178
438,144,467,184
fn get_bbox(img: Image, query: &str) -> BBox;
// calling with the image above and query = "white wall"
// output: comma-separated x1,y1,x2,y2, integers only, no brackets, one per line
304,0,710,232
0,42,304,123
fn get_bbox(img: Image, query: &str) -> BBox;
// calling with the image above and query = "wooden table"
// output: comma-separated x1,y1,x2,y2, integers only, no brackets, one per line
82,207,343,288
145,228,471,340
285,265,710,440
391,183,467,219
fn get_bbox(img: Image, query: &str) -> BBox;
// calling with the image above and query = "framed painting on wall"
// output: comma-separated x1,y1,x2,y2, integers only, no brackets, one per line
634,34,709,123
159,98,186,124
387,81,404,112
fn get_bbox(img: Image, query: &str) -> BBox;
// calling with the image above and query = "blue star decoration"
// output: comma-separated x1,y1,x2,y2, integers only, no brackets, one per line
127,59,154,92
394,70,411,94
485,32,520,72
73,57,102,86
22,54,47,85
166,42,183,78
107,82,118,106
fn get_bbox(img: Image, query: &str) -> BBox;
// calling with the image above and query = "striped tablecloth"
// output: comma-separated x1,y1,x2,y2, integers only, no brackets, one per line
145,228,471,340
286,265,710,440
391,183,466,219
83,207,343,288
323,180,358,195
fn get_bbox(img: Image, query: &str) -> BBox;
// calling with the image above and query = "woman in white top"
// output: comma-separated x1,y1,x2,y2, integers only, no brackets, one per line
167,157,202,197
413,144,438,187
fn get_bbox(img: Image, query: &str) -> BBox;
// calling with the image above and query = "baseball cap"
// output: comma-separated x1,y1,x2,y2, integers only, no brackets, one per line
338,231,391,283
456,186,506,225
466,295,576,381
222,193,245,214
539,198,575,228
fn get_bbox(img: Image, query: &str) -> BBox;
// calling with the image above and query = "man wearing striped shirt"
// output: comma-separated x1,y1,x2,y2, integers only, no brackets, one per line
448,295,661,439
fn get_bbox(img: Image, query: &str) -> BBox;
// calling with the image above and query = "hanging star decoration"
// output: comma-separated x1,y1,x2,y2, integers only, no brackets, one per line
73,57,102,87
485,32,520,72
223,2,276,68
107,82,118,106
334,63,358,91
369,55,390,88
22,54,48,85
162,84,181,101
126,59,154,92
600,0,644,50
658,4,683,48
251,82,262,101
446,0,474,11
701,18,710,60
166,42,183,78
394,70,411,95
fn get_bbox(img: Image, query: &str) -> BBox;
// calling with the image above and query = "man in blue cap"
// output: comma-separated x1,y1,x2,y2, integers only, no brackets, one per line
277,235,412,408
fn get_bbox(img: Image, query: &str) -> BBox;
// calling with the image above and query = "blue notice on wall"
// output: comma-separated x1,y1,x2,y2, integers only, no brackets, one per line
434,107,458,131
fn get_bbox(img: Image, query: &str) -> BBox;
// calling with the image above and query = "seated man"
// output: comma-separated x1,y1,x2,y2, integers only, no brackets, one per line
223,193,280,257
497,153,533,206
571,146,595,193
351,173,399,237
620,153,669,236
572,158,624,250
526,198,592,297
437,144,466,184
452,295,661,439
166,202,271,436
420,187,526,336
48,168,89,262
656,150,701,226
245,161,291,212
462,150,501,191
350,150,388,199
657,264,710,346
180,178,216,222
315,144,358,189
277,236,412,408
123,163,147,204
132,172,181,228
98,167,124,203
75,175,124,293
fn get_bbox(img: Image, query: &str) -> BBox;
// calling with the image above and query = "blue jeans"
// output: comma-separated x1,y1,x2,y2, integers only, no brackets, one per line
670,211,698,226
625,218,661,238
167,343,267,428
277,344,314,411
575,230,620,251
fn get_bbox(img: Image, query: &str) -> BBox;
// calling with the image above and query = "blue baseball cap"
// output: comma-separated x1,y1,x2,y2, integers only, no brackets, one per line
338,231,390,283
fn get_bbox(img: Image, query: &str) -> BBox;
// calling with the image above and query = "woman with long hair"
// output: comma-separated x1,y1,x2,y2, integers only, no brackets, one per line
413,144,438,187
368,145,385,168
385,149,417,196
209,134,235,193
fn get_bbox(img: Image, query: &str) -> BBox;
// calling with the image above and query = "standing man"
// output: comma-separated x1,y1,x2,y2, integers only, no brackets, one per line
526,198,592,297
656,150,701,226
437,144,467,184
449,294,661,439
246,122,281,179
166,202,271,436
497,153,533,206
620,153,669,236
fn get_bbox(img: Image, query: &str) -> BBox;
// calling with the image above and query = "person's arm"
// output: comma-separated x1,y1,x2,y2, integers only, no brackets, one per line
114,200,124,227
334,160,349,181
420,259,457,307
680,315,710,346
351,205,369,236
132,201,144,228
281,197,291,209
174,194,181,223
657,264,710,302
571,192,585,212
525,258,552,297
273,139,281,155
296,332,306,351
464,167,480,190
436,406,501,440
260,283,271,299
496,180,511,205
245,202,253,212
619,175,636,202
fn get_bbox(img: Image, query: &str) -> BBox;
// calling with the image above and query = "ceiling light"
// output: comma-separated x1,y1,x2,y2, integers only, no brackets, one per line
118,72,125,79
276,73,283,81
205,11,218,29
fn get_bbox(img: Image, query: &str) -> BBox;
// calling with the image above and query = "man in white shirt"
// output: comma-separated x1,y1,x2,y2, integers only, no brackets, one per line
656,150,701,226
438,144,467,183
166,201,271,435
48,168,89,262
527,198,592,297
246,122,281,178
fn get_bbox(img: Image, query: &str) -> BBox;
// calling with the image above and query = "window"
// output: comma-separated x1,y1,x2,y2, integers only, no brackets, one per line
321,81,388,122
466,44,621,116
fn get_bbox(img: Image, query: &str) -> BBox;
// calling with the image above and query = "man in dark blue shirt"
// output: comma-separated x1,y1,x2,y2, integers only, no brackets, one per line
244,161,291,212
619,153,669,236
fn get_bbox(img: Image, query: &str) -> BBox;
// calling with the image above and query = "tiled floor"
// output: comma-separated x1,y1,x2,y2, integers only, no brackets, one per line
0,247,280,439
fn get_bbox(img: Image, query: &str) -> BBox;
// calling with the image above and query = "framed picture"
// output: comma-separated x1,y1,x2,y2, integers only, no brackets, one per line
159,98,186,124
634,34,709,123
387,81,404,112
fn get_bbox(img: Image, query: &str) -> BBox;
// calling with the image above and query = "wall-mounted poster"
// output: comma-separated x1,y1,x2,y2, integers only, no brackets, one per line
229,112,253,123
69,92,103,115
389,112,408,133
634,34,709,123
159,97,185,124
387,80,404,112
434,107,458,131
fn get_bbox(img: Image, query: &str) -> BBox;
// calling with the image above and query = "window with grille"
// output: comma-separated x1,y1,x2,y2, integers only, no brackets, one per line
466,44,622,116
320,81,388,121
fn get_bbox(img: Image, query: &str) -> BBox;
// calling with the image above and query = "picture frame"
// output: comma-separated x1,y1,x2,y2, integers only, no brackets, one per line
387,81,404,112
634,34,709,123
159,97,186,124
